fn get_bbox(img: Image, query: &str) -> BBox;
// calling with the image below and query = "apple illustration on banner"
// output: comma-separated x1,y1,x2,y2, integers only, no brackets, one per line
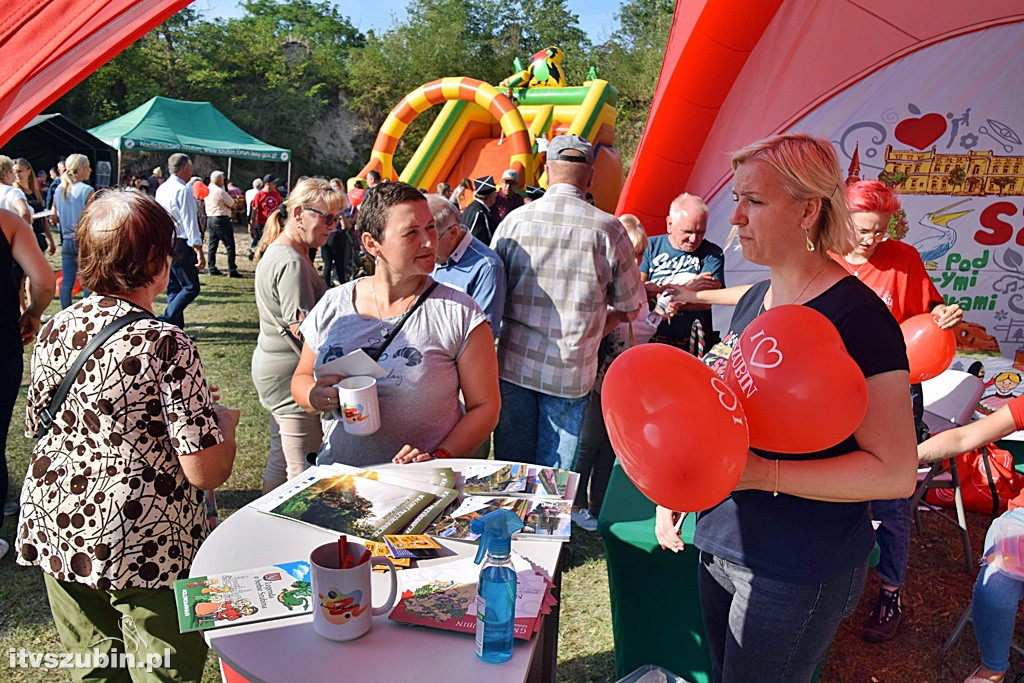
894,103,947,150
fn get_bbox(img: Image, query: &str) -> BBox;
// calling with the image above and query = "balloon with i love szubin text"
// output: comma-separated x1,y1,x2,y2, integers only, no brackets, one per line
602,344,749,512
725,305,867,454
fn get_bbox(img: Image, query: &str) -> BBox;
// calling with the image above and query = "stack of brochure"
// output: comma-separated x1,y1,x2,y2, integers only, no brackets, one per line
388,553,557,640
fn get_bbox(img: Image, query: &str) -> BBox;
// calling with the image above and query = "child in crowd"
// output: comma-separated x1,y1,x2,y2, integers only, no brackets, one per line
572,215,670,530
918,395,1024,683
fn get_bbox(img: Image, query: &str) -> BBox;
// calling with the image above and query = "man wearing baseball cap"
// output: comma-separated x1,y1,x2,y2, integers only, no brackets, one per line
461,175,498,245
491,168,524,225
490,134,644,469
248,174,281,259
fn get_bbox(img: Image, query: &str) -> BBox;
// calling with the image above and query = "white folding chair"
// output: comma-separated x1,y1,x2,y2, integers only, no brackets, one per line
909,369,986,571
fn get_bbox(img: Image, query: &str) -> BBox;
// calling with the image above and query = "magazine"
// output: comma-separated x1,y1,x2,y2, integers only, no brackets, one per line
460,464,578,501
430,497,531,541
173,561,312,633
388,555,556,640
251,466,436,540
519,500,572,541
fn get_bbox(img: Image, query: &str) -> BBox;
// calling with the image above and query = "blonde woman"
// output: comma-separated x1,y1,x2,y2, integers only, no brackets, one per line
253,178,343,492
656,134,917,681
0,156,31,225
53,154,94,308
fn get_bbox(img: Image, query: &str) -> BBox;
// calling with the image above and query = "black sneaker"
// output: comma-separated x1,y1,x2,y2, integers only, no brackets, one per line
228,271,243,279
207,268,223,276
863,587,902,643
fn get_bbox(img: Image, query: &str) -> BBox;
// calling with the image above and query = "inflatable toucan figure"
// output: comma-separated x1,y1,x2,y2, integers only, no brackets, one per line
527,47,565,88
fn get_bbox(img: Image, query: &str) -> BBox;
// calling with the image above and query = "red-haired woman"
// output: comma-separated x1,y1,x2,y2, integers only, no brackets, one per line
832,179,962,643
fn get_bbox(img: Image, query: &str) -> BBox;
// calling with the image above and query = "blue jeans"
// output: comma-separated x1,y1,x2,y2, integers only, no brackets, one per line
972,508,1024,674
698,552,867,682
160,239,201,329
493,379,586,469
59,239,90,309
870,497,911,588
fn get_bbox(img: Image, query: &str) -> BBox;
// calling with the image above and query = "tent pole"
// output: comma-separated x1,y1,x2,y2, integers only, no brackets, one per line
227,157,232,180
117,150,122,187
287,161,292,193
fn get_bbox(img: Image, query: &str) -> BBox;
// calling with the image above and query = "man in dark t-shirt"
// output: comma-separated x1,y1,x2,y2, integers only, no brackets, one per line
639,193,725,353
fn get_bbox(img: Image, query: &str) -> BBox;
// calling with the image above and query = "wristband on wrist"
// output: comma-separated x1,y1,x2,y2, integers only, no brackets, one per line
433,448,454,460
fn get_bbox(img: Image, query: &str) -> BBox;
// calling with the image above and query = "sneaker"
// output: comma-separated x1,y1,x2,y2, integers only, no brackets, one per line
863,587,903,643
571,508,598,532
207,268,223,276
0,538,8,561
3,500,17,516
247,250,254,261
228,271,244,279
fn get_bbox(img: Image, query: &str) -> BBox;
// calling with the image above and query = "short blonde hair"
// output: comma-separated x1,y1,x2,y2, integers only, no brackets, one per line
618,214,648,254
731,133,854,255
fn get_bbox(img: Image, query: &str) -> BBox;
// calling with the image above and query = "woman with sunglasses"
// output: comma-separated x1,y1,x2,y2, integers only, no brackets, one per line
253,177,344,492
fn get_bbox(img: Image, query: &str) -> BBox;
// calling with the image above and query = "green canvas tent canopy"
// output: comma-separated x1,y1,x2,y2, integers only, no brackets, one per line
88,96,291,184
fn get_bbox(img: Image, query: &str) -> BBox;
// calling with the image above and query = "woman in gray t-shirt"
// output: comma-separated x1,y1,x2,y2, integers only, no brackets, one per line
293,182,500,466
253,178,344,491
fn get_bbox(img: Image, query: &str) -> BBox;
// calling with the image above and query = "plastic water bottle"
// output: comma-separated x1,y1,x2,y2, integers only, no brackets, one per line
470,509,525,663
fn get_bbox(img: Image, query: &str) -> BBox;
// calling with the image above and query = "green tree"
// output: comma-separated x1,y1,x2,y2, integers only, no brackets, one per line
948,165,967,194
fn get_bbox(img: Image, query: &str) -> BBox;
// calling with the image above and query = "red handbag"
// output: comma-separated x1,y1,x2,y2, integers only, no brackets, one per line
925,444,1024,515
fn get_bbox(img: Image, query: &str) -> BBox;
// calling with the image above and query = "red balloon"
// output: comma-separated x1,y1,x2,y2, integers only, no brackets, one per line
348,188,365,208
724,305,868,453
900,313,956,383
192,181,209,199
54,269,82,295
602,344,749,512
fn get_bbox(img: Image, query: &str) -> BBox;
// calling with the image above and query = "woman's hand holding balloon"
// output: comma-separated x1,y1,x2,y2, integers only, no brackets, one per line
932,303,963,330
655,506,686,552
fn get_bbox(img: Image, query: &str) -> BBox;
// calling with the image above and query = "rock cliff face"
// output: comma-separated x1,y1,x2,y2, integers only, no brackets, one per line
955,321,1000,353
308,96,366,167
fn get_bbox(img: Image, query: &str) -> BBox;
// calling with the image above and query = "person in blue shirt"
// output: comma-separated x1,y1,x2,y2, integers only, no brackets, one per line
639,193,725,354
427,193,505,338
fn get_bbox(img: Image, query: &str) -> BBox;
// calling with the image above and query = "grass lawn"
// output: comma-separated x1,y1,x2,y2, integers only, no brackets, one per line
2,226,1020,682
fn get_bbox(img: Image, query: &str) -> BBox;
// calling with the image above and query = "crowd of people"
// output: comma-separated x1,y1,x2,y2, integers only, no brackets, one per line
0,133,1017,682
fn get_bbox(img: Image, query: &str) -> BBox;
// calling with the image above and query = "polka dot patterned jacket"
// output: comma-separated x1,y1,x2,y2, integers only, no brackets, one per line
16,296,223,591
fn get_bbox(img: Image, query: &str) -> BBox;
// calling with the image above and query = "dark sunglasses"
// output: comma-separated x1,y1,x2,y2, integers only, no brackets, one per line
304,206,338,226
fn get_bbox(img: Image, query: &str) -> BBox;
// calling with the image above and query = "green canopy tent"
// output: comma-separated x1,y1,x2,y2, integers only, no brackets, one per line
88,96,291,187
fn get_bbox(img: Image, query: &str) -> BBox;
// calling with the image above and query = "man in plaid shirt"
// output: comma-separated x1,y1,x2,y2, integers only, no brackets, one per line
490,135,644,469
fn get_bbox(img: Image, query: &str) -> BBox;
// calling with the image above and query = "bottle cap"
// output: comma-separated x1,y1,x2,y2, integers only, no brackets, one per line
470,509,525,564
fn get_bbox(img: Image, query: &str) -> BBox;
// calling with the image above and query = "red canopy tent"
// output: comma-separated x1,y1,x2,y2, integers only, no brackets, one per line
0,0,190,147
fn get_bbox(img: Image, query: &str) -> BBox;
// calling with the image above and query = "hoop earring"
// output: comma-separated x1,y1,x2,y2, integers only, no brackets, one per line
804,229,815,252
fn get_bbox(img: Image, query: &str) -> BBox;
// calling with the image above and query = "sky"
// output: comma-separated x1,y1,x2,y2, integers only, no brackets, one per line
190,0,624,42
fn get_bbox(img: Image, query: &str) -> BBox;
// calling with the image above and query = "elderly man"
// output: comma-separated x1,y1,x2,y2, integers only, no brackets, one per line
427,194,505,338
490,135,644,469
204,170,241,278
491,168,524,225
639,193,725,353
461,175,498,245
156,153,205,328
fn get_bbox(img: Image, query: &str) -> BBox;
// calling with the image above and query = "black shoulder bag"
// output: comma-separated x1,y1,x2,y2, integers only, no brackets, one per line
364,281,439,362
36,311,152,438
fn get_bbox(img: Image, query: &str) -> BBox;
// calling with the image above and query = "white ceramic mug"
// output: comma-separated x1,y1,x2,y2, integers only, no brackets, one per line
309,541,397,641
334,376,381,436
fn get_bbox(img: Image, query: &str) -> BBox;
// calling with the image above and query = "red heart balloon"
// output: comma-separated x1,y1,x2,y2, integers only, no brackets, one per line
900,313,956,383
602,344,749,512
725,305,868,454
894,113,947,150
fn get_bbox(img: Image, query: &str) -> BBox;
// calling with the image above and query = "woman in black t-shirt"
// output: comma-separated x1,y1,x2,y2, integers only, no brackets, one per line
654,134,917,682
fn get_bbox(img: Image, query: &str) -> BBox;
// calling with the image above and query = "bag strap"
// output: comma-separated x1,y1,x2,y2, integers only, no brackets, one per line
366,281,439,362
981,444,1001,516
37,310,152,438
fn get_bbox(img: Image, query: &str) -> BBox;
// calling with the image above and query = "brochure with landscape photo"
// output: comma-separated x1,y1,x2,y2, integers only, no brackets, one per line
462,463,530,494
252,467,436,540
430,496,531,541
173,561,312,633
519,500,572,541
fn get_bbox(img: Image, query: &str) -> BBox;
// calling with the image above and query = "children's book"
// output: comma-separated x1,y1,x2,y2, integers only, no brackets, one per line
462,463,530,494
388,555,554,640
430,497,531,541
519,500,572,541
251,466,436,540
173,561,312,633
